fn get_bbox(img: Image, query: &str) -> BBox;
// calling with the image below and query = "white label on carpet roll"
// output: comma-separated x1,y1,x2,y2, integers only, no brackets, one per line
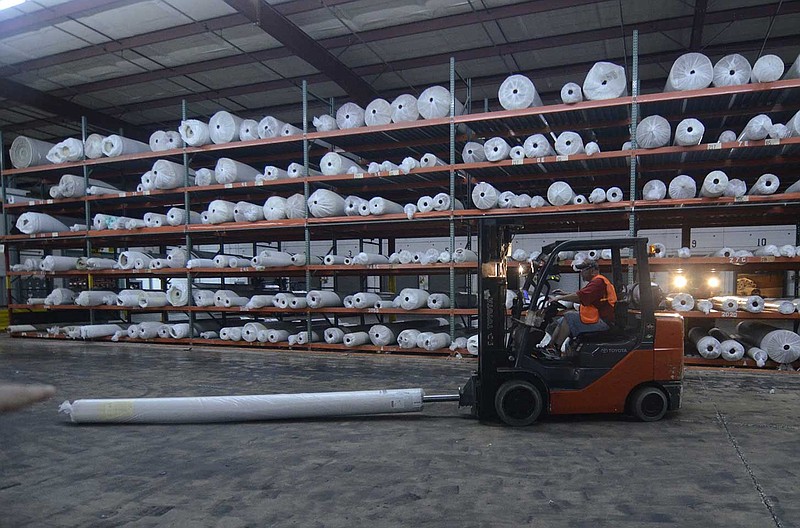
721,312,738,318
511,159,523,165
388,170,400,176
556,155,569,161
353,173,364,179
734,196,749,203
707,143,721,150
760,256,775,262
765,139,780,145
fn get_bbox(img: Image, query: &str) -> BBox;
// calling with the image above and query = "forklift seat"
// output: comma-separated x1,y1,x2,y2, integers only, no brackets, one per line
570,299,641,368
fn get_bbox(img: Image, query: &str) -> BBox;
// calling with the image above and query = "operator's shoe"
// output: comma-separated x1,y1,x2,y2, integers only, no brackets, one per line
536,345,562,361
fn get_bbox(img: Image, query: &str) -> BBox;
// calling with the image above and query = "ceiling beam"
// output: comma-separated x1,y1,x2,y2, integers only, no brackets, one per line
221,0,379,105
690,0,708,50
47,0,795,100
0,0,140,40
0,78,148,140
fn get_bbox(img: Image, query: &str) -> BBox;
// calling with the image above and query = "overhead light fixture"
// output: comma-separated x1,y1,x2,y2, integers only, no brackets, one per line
672,274,688,289
707,275,721,289
0,0,26,11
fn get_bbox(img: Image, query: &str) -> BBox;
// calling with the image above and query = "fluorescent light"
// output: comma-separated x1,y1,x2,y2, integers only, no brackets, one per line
0,0,26,11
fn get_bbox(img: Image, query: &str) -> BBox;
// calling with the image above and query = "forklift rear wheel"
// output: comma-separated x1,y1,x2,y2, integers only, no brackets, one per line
495,380,543,427
631,386,668,422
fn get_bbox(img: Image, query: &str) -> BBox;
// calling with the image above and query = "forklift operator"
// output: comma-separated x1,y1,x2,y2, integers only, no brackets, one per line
548,259,617,354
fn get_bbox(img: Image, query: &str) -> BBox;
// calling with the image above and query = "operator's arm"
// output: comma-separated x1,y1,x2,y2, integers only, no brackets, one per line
554,292,580,303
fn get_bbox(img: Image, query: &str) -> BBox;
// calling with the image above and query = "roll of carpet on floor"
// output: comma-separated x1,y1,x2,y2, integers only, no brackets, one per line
498,191,516,208
643,180,667,201
102,135,149,157
665,53,713,91
365,98,392,126
555,131,585,155
498,74,543,110
484,137,512,161
390,94,419,123
763,299,797,315
336,102,365,129
739,114,772,141
723,179,746,197
712,54,752,87
417,85,463,119
583,61,627,100
16,212,70,234
748,173,779,195
10,136,54,168
736,321,800,363
561,82,583,104
258,116,286,139
209,111,243,144
668,175,697,199
239,119,259,141
547,181,575,206
711,296,738,312
179,120,211,146
462,142,486,163
709,328,746,361
674,118,705,146
700,170,728,197
751,54,785,83
523,134,555,157
668,293,695,312
84,134,105,159
207,200,236,224
472,182,499,209
368,197,404,216
637,115,671,148
688,327,721,358
215,158,260,184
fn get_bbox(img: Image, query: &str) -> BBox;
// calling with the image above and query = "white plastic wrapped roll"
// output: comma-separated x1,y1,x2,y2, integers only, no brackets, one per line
288,297,307,309
511,248,528,262
718,339,745,361
755,245,780,257
399,289,429,310
555,132,585,155
677,247,692,259
101,135,149,157
736,295,765,313
427,294,450,309
399,157,420,174
572,194,586,205
763,299,797,315
380,161,400,173
432,192,463,211
668,175,697,199
522,134,555,158
512,194,532,208
369,197,404,216
670,293,695,312
149,130,169,152
402,204,415,220
84,134,105,159
281,124,301,137
583,62,627,100
144,213,168,228
215,158,260,184
498,191,516,208
16,213,70,234
397,329,422,349
10,136,54,168
239,119,260,141
588,188,606,203
739,114,772,141
168,323,194,339
665,53,713,91
462,142,486,163
636,115,671,148
365,98,392,127
466,334,479,355
352,252,389,265
547,181,575,206
700,170,729,197
397,250,413,264
139,292,168,308
484,137,512,161
390,94,419,123
352,292,383,309
47,138,84,163
498,74,543,110
419,332,451,351
258,116,286,139
336,102,366,129
260,166,288,182
509,146,526,160
417,85,463,119
472,182,499,209
746,346,768,367
688,328,721,359
245,295,275,310
307,189,345,218
167,207,202,226
722,179,746,197
674,118,705,146
530,196,546,208
696,299,712,314
80,257,116,270
75,291,116,307
584,142,600,156
194,168,214,187
561,82,583,104
342,295,354,308
643,180,667,201
713,248,734,258
209,111,243,144
207,200,236,224
252,250,294,267
263,196,288,220
340,331,369,347
166,248,188,268
232,201,264,223
320,152,363,176
220,327,244,342
713,54,752,87
76,324,123,340
306,291,341,308
312,114,337,132
748,173,779,195
650,243,666,258
45,288,76,306
751,54,784,83
420,153,447,167
769,124,791,139
166,284,189,307
453,248,478,263
711,297,739,312
192,289,215,307
736,321,800,363
417,195,434,213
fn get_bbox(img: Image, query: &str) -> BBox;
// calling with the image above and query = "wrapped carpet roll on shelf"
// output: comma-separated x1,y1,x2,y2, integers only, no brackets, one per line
427,294,450,309
192,290,216,307
292,331,322,345
320,152,364,176
718,130,737,143
84,134,105,159
368,320,443,346
390,94,419,123
739,114,772,141
472,182,499,209
523,134,555,157
642,180,667,201
636,115,671,148
209,111,243,144
73,324,124,340
194,168,214,186
555,132,585,155
674,118,705,146
484,137,512,161
769,124,791,139
323,255,348,265
238,119,259,141
462,141,486,163
368,197,404,216
582,62,627,100
754,245,780,257
281,123,302,137
166,248,189,268
213,255,251,268
118,251,151,270
588,188,606,203
352,252,390,265
711,297,738,312
498,191,516,208
763,299,797,315
509,145,526,160
713,247,734,258
168,323,198,339
365,98,392,126
312,114,337,132
75,291,117,307
748,173,779,195
668,293,694,312
263,196,288,220
149,130,170,151
735,321,800,363
572,195,587,205
46,138,83,163
139,292,169,308
467,334,479,355
397,329,423,349
233,201,264,222
308,189,347,218
261,166,289,181
732,295,765,313
399,156,420,174
252,250,293,267
453,248,478,263
214,290,249,308
207,200,236,224
547,181,575,206
258,116,286,138
723,179,746,197
144,213,168,228
398,289,429,310
779,245,796,257
220,327,244,342
380,161,400,172
712,54,752,87
343,331,371,347
39,256,79,272
513,194,531,208
166,207,202,226
306,291,342,308
708,328,745,361
584,142,600,156
166,284,190,307
745,346,768,367
700,170,728,197
245,295,276,310
432,192,463,211
153,159,195,189
336,102,366,129
16,213,71,234
561,82,583,104
751,54,785,83
417,195,434,213
668,175,697,199
123,218,146,230
695,299,713,314
215,158,260,184
665,53,713,91
148,259,167,270
288,297,307,309
688,327,721,359
677,247,692,258
10,136,54,168
417,85,463,119
418,332,452,351
498,74,543,110
420,153,446,167
351,292,385,309
81,257,117,270
343,195,367,216
179,120,211,146
101,135,149,157
45,288,76,306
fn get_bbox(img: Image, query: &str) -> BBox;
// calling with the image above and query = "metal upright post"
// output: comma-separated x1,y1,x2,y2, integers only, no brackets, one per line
182,99,195,340
81,117,96,325
449,57,456,340
0,129,9,321
303,81,312,343
628,30,640,286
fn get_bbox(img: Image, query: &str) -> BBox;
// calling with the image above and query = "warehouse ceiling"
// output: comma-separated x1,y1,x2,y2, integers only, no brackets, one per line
0,0,797,144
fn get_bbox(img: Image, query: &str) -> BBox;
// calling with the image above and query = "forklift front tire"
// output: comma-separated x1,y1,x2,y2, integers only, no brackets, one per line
495,380,543,427
630,386,668,422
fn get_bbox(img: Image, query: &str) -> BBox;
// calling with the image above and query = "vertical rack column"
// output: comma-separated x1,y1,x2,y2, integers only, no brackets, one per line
449,56,456,340
1,129,10,322
81,117,96,325
627,29,640,286
303,80,312,343
181,100,195,341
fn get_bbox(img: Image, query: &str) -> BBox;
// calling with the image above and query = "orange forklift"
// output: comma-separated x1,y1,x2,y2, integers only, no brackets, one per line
457,218,684,426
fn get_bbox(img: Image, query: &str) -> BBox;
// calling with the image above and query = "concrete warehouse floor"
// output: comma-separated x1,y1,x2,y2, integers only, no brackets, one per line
1,337,798,528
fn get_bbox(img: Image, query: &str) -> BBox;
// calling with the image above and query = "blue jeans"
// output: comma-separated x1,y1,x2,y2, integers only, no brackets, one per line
563,310,609,336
